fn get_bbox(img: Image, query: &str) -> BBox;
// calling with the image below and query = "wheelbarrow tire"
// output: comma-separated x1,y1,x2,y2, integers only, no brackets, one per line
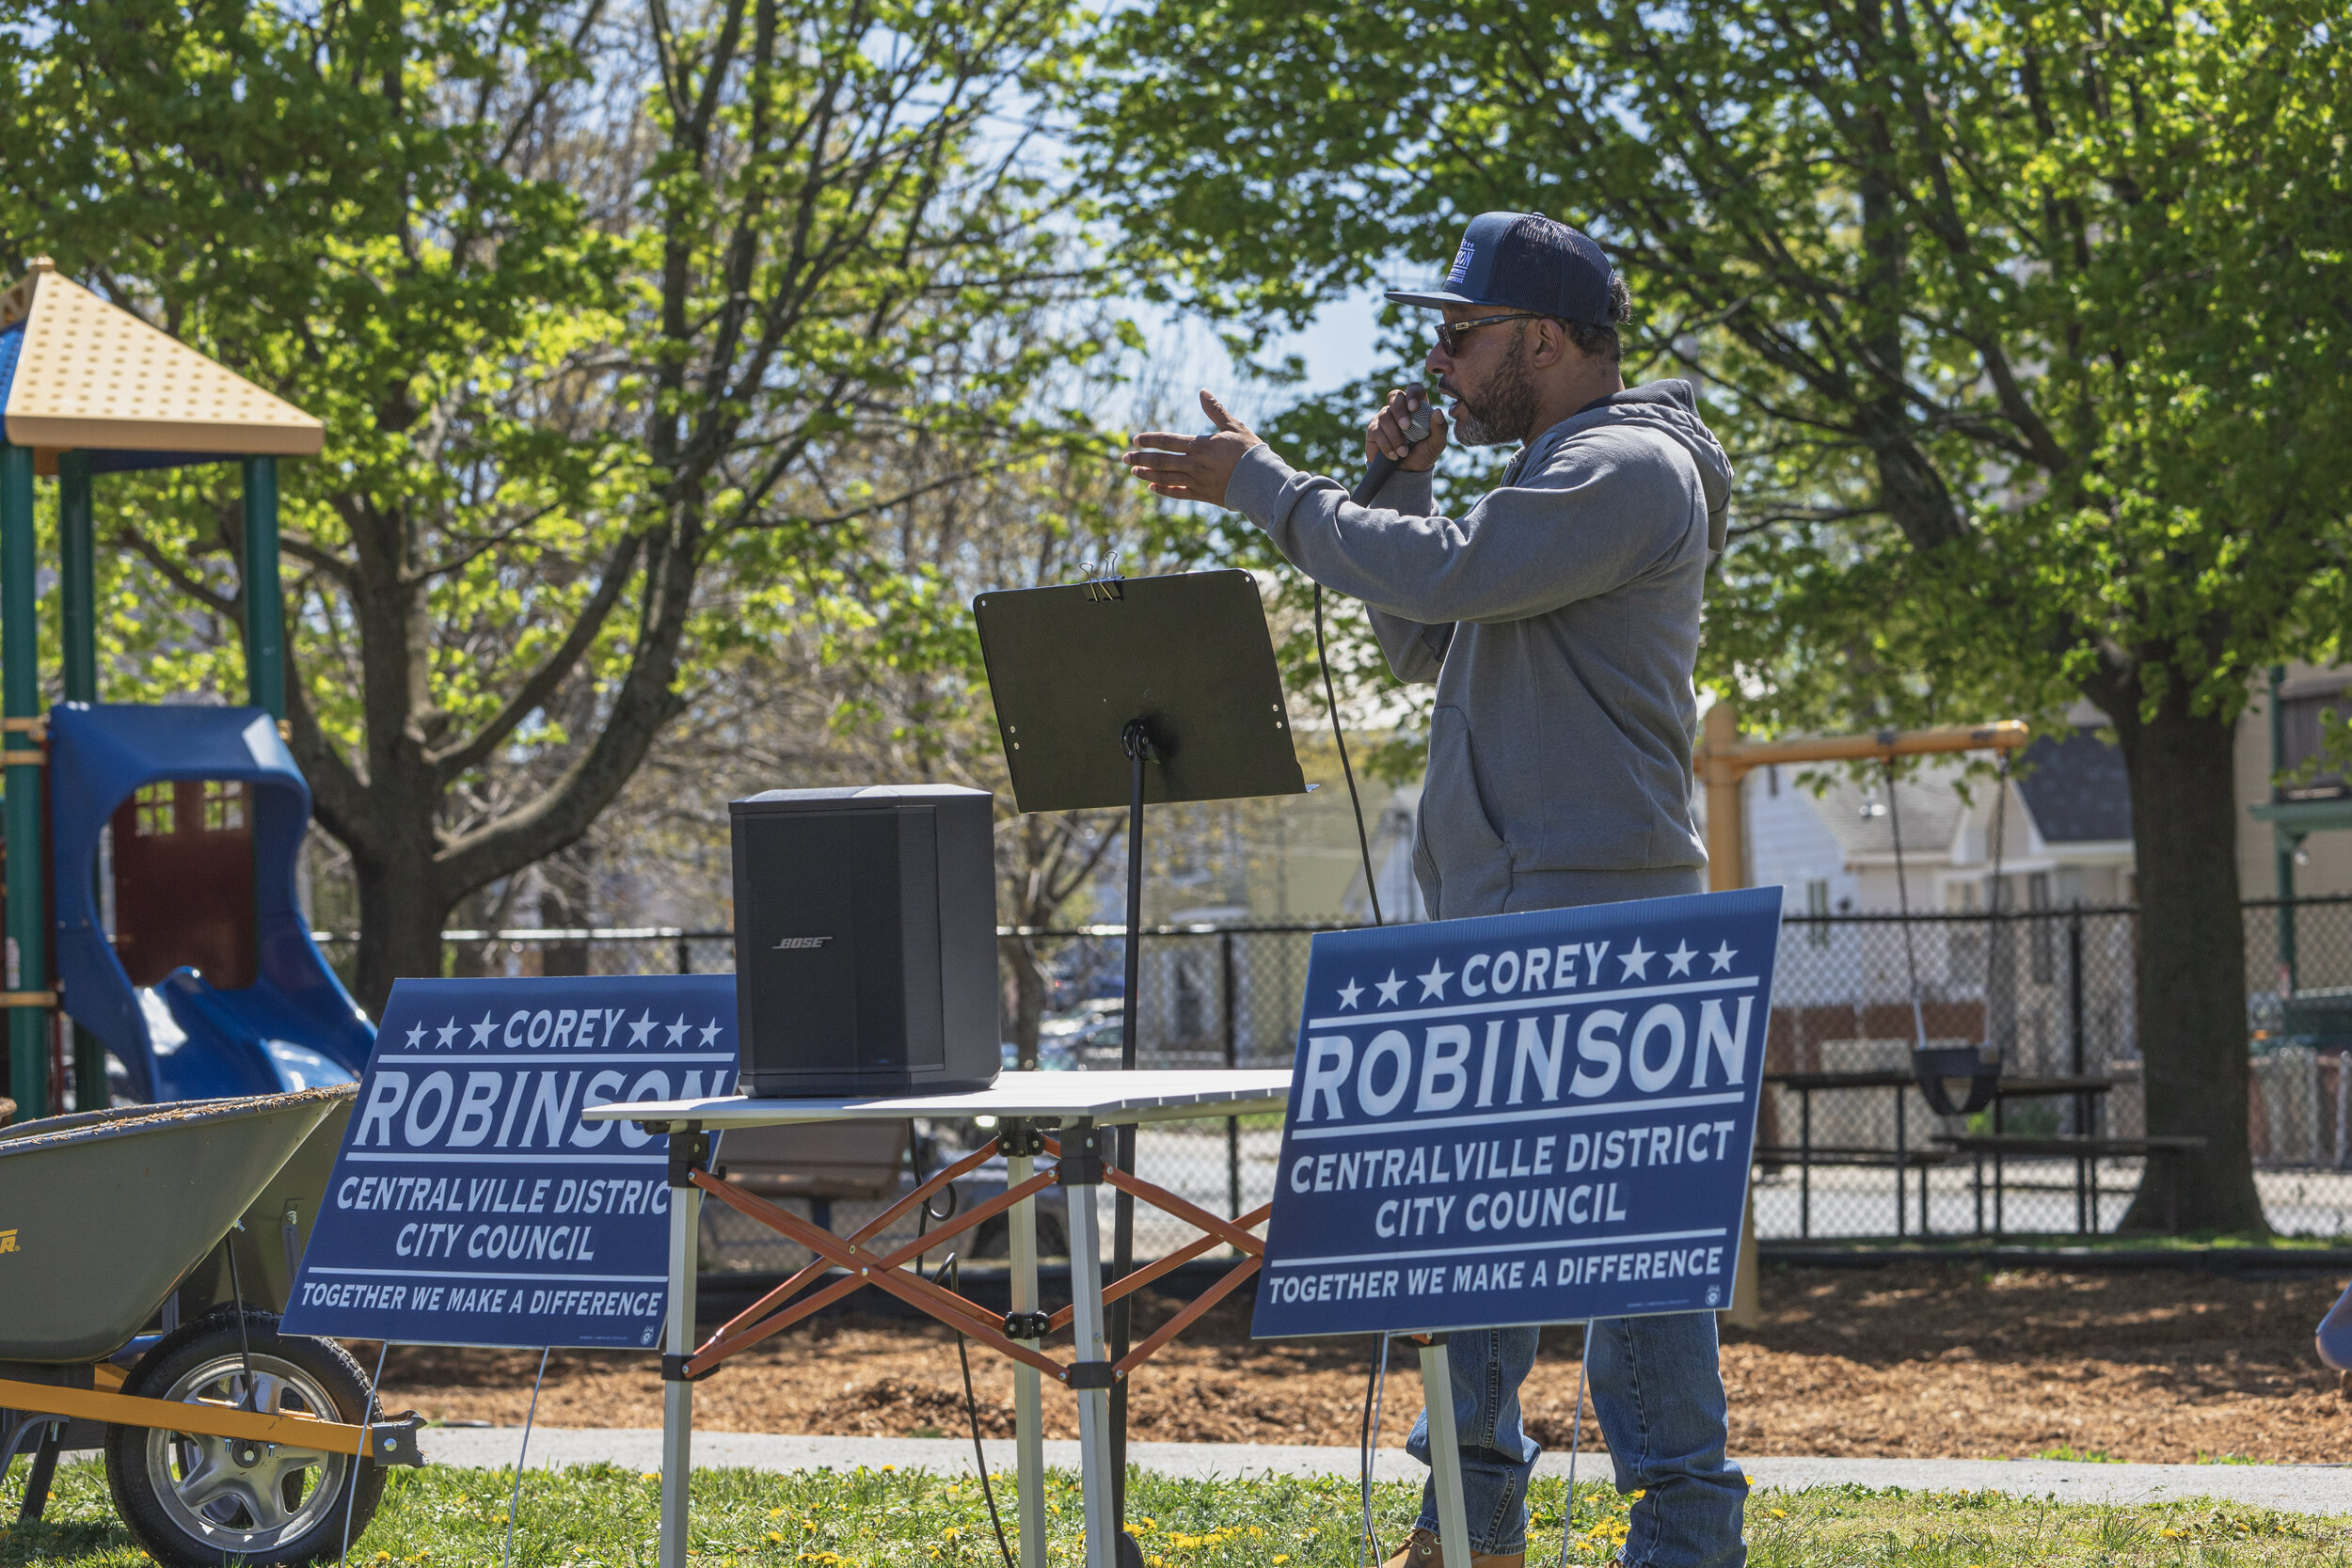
103,1307,387,1567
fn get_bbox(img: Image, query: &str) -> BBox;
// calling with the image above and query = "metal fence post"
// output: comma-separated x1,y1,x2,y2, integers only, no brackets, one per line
2070,903,2089,1230
1799,1090,1811,1240
676,931,691,975
1893,1083,1905,1238
1221,930,1240,1221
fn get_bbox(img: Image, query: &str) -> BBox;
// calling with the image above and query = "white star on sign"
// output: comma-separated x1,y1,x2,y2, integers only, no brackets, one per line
1665,941,1696,977
1375,970,1406,1006
1418,958,1454,1001
436,1018,458,1048
628,1011,657,1045
699,1019,723,1047
1618,939,1654,981
1709,940,1737,974
469,1012,497,1047
1337,977,1363,1010
405,1021,424,1048
665,1014,691,1046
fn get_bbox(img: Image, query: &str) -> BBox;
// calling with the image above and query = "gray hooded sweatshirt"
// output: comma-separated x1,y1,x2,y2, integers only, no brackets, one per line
1224,378,1733,918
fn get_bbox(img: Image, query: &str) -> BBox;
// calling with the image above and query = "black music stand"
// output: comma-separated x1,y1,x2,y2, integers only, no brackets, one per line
974,567,1308,1534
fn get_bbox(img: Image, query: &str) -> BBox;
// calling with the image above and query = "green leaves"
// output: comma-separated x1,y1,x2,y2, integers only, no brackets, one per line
1069,0,2352,739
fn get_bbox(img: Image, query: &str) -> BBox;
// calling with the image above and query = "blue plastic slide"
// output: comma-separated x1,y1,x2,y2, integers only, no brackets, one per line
48,704,375,1101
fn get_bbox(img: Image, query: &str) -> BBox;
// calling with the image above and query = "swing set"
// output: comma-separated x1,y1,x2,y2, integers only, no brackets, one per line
1697,705,2031,1113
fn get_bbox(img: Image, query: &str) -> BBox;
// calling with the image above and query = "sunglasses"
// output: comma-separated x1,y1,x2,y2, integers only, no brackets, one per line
1434,311,1541,354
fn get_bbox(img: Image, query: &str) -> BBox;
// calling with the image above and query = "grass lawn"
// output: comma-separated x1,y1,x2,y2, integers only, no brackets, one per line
6,1463,2349,1567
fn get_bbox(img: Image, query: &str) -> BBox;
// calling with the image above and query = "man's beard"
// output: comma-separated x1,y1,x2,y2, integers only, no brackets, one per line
1448,326,1542,448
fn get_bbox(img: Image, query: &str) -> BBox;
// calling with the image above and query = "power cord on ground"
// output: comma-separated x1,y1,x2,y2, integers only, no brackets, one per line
914,1136,1013,1568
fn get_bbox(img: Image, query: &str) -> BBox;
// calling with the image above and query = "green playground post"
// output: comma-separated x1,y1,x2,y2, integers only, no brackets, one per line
58,450,106,1110
2,443,46,1118
242,456,284,718
59,451,94,704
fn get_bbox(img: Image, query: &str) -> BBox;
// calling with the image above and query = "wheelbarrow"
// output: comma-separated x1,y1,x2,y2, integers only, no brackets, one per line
0,1085,425,1566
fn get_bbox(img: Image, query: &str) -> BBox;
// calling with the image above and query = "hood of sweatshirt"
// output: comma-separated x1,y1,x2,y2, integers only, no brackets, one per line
1531,378,1735,552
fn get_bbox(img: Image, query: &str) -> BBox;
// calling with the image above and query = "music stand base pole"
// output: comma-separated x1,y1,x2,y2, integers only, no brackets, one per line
1110,732,1147,1526
660,1182,701,1568
1009,1148,1048,1568
1419,1339,1474,1561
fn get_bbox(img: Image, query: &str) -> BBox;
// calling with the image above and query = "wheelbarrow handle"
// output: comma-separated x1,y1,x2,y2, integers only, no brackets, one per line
0,1375,425,1465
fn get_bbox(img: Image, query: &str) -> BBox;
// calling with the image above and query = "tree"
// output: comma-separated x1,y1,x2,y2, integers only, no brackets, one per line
1070,0,2352,1227
0,0,1089,1013
585,333,1216,1062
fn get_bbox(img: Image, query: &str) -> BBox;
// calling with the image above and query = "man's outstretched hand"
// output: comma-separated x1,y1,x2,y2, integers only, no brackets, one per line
1123,390,1263,509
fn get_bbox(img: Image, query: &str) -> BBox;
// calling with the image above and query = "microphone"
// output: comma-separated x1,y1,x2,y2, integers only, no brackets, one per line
1349,388,1434,506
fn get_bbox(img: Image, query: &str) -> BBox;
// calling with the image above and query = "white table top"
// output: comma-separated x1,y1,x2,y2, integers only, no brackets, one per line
580,1069,1294,1128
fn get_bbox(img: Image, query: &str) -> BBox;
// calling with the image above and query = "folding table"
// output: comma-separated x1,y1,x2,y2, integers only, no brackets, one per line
584,1069,1293,1568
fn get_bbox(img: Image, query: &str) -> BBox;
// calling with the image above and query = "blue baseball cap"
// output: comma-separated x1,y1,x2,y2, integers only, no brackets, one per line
1386,212,1616,325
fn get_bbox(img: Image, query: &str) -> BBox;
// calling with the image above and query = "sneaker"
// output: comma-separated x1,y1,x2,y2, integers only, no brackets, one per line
1379,1528,1525,1568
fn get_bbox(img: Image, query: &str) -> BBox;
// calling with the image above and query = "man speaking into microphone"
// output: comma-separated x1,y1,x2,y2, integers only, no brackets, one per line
1123,213,1742,1568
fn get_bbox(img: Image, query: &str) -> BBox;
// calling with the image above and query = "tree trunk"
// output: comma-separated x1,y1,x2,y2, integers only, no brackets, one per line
353,840,453,1020
2107,689,2267,1233
1002,934,1049,1069
539,850,594,977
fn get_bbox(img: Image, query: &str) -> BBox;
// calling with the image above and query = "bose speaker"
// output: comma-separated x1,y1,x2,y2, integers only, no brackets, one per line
730,784,1002,1097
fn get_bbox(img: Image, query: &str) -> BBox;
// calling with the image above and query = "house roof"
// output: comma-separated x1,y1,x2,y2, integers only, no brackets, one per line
1809,758,1968,863
2013,725,2132,843
0,260,321,467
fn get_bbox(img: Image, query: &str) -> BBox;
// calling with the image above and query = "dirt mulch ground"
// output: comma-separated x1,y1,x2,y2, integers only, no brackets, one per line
378,1263,2352,1465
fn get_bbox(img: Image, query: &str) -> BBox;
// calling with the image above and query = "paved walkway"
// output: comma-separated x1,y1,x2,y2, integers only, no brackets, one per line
417,1429,2352,1514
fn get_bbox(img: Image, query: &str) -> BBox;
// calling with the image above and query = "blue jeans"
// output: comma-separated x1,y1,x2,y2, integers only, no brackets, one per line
1405,1314,1746,1565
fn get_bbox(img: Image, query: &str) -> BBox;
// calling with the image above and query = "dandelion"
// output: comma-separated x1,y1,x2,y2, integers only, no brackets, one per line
1769,1509,1786,1519
1273,1558,1292,1565
770,1532,785,1544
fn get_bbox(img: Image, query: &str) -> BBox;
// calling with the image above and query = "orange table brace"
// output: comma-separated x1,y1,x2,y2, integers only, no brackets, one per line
675,1132,1268,1387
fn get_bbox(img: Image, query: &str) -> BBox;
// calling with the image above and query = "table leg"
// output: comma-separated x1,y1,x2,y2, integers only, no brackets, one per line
1066,1132,1118,1568
660,1164,701,1568
1009,1141,1047,1568
1418,1338,1472,1560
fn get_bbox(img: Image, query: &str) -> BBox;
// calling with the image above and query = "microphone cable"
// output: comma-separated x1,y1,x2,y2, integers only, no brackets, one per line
1325,386,1430,1560
1321,386,1433,933
1315,582,1384,930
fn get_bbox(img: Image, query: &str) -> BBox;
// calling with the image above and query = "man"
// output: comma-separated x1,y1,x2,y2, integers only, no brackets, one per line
1122,212,1743,1568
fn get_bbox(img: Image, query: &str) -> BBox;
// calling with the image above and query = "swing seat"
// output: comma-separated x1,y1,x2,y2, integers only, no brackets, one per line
1913,1045,2001,1117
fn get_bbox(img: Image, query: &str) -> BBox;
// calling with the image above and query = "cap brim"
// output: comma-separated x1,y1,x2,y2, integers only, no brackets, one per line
1383,289,1481,309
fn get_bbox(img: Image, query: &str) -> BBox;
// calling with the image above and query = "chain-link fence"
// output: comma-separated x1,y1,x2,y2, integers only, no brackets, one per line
313,895,2352,1261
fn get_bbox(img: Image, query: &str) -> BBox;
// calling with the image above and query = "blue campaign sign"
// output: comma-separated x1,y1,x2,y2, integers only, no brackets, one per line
283,974,737,1350
1251,887,1783,1339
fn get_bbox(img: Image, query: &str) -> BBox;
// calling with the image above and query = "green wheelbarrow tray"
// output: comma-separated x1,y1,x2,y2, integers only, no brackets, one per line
0,1085,351,1362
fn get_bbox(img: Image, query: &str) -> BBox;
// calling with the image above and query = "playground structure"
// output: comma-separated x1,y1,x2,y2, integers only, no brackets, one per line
0,258,373,1118
1700,706,2031,1314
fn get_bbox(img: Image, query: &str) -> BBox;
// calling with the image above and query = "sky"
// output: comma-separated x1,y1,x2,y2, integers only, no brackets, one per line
1115,284,1415,432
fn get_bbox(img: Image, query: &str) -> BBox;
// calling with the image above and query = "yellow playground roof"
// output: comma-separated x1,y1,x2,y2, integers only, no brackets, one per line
0,259,322,469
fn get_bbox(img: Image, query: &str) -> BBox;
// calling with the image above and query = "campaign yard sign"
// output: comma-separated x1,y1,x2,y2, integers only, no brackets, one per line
1251,887,1782,1338
283,974,737,1350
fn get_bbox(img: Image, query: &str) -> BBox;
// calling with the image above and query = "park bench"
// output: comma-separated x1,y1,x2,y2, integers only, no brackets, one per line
1763,1070,2122,1238
1932,1132,2208,1234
